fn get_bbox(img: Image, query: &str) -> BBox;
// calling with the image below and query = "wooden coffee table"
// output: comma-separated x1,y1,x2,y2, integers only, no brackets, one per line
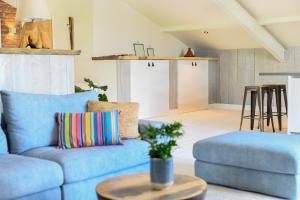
96,173,207,200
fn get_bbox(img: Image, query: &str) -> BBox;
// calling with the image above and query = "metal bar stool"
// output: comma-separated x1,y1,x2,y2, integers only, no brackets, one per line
264,84,288,131
261,86,275,132
239,86,262,131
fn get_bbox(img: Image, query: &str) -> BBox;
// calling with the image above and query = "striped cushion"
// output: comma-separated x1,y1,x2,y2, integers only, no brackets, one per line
56,111,122,149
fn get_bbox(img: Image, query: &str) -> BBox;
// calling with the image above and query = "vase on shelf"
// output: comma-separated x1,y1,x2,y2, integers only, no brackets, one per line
184,48,194,57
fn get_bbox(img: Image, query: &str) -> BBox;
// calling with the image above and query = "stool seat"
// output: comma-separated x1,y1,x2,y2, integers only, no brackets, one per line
244,86,260,90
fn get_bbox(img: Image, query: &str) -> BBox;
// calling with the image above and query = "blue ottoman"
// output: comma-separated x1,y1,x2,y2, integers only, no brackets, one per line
193,131,300,199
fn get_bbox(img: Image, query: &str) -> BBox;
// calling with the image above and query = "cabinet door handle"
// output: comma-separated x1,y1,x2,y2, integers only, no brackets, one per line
195,62,197,66
152,62,155,67
148,62,151,67
192,62,194,66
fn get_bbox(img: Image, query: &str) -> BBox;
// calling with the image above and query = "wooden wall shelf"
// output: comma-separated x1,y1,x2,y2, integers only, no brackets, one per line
92,55,219,61
0,48,81,55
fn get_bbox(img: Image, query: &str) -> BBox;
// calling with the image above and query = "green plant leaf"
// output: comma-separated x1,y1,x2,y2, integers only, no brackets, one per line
76,78,109,101
75,86,88,93
142,122,184,160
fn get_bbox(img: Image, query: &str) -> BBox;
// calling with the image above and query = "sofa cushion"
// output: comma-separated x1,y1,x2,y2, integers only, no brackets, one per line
22,139,149,183
193,131,300,175
0,154,63,199
57,111,122,149
0,127,7,154
1,91,98,153
88,101,140,139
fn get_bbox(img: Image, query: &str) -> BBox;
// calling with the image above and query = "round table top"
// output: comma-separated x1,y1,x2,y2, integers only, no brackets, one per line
96,173,207,200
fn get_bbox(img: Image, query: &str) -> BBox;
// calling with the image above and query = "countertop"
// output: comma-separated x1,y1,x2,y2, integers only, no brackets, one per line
0,48,81,55
92,55,219,61
259,72,300,76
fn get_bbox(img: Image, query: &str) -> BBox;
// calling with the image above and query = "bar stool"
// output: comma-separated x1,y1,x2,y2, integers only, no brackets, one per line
261,86,275,132
240,86,275,132
263,84,288,131
239,86,262,131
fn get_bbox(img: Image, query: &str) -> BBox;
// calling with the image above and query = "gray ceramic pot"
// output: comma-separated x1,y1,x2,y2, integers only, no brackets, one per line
150,158,174,190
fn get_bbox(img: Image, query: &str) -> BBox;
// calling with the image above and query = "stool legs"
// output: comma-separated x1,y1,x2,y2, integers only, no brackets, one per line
267,92,273,126
239,89,247,131
250,91,257,130
257,88,263,132
283,87,288,116
275,88,282,131
240,87,262,132
267,92,275,132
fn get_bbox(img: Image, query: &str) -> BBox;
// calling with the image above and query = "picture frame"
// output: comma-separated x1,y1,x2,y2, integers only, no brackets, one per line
133,43,145,56
147,48,155,56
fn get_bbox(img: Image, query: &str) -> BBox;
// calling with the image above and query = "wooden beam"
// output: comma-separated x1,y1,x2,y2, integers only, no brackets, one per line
161,16,300,33
213,0,285,62
258,16,300,25
161,22,236,32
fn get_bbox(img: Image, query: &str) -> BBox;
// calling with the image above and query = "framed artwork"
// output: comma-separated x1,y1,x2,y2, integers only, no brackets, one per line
147,48,155,56
133,43,145,56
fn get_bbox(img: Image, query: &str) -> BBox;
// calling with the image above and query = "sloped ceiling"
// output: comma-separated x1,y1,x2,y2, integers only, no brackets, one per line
123,0,300,49
3,0,15,6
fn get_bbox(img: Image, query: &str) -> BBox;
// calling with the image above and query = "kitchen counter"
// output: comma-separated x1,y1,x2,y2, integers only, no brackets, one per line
0,48,81,55
259,72,300,134
259,72,300,77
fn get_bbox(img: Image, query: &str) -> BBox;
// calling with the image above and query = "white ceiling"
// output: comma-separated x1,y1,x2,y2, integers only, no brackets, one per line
3,0,16,6
123,0,300,49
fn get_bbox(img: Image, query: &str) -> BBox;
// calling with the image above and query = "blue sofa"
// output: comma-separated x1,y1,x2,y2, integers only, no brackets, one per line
0,91,155,200
193,131,300,200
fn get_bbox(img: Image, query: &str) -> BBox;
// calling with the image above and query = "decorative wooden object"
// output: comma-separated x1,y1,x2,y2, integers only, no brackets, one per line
68,17,74,50
19,20,53,49
96,173,207,200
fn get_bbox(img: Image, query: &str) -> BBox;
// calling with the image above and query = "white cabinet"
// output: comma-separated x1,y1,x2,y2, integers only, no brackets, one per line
175,60,209,112
117,60,169,118
0,54,76,115
288,76,300,134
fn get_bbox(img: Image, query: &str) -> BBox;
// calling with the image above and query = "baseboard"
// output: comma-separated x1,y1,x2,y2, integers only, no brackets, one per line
209,104,287,112
209,104,244,110
169,106,209,115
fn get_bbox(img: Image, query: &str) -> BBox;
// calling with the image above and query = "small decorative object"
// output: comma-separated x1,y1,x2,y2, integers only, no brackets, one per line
19,21,53,48
75,78,108,102
184,48,195,57
147,48,155,56
133,43,145,56
68,17,74,50
17,0,53,49
141,122,184,190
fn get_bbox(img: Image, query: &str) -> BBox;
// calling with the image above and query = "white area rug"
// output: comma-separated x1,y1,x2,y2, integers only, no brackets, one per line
153,108,286,200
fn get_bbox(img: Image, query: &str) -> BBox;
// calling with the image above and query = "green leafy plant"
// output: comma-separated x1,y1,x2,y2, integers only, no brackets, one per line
75,78,108,102
141,122,184,160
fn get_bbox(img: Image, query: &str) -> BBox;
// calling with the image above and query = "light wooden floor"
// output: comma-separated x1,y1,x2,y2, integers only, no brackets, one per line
153,108,286,200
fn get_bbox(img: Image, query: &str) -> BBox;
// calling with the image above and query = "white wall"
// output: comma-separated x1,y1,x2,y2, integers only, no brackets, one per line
89,0,186,101
92,0,186,56
46,0,97,94
12,0,187,100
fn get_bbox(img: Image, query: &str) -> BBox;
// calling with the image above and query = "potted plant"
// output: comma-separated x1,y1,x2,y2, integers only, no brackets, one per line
141,122,184,190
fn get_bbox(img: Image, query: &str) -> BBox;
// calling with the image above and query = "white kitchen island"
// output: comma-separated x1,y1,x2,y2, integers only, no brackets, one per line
260,72,300,134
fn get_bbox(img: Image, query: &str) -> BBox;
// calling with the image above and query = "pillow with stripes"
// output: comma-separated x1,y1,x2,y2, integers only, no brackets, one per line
56,111,122,149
